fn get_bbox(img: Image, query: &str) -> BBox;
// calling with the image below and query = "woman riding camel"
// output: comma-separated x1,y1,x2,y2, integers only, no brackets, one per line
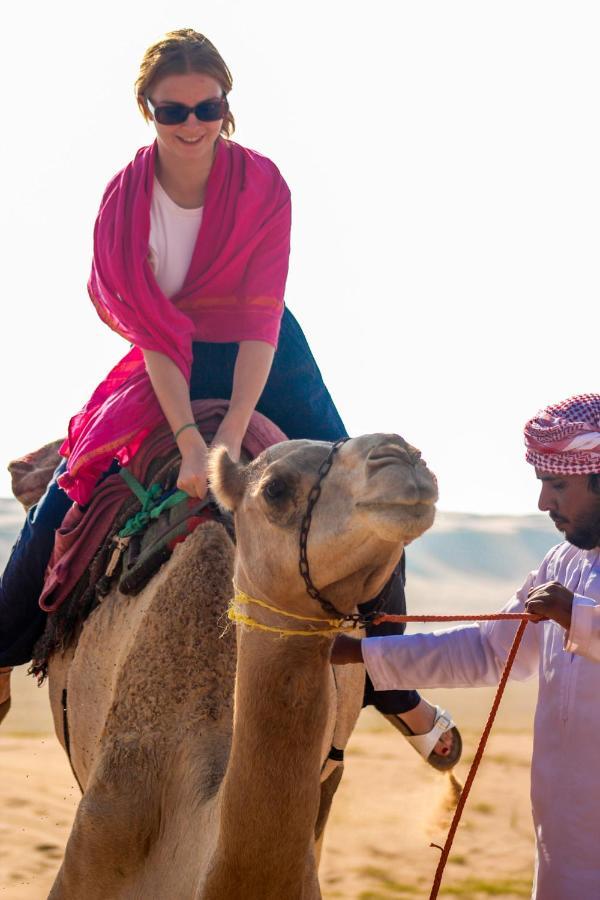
0,28,459,769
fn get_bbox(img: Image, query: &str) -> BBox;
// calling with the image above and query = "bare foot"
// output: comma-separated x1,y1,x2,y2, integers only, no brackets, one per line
396,697,454,757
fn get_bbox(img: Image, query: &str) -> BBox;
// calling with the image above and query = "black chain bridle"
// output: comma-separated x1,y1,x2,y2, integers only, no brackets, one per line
298,438,395,627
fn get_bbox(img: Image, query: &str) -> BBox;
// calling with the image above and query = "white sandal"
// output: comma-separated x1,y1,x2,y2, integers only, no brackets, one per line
384,705,462,772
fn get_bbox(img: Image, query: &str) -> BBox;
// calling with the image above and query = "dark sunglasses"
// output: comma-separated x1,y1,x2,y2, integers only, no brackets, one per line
146,96,229,126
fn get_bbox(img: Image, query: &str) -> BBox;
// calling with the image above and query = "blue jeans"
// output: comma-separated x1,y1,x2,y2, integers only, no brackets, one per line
360,556,419,714
0,461,72,666
190,307,348,440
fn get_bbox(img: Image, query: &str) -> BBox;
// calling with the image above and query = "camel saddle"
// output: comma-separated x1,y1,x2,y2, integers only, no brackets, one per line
108,481,234,598
7,437,228,598
7,402,287,671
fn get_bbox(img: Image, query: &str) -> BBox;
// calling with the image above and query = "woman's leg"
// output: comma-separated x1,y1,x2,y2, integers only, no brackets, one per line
191,307,348,441
360,556,421,715
191,311,460,764
264,313,436,725
255,307,349,441
0,462,72,668
191,310,426,719
360,555,460,767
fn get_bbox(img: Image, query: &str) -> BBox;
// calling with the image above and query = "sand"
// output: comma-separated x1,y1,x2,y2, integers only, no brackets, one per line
0,664,537,899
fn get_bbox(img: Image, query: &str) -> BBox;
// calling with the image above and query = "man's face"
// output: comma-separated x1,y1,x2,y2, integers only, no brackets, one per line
537,471,600,550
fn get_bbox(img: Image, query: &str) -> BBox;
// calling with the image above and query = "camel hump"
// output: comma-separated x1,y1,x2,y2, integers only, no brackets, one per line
32,450,233,677
8,439,64,510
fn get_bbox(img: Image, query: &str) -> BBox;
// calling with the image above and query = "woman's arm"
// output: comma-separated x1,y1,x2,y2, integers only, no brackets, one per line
212,341,275,460
143,349,209,498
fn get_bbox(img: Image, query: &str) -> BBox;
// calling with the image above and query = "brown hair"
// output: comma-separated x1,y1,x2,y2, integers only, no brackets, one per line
135,29,235,137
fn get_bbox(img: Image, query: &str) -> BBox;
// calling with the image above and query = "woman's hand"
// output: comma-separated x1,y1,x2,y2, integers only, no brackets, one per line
525,581,574,631
176,429,209,498
142,349,210,498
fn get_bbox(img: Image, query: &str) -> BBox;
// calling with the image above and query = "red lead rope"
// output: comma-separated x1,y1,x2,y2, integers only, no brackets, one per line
371,612,532,900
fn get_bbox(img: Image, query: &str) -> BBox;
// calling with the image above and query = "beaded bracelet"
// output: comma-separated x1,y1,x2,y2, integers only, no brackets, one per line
174,422,199,441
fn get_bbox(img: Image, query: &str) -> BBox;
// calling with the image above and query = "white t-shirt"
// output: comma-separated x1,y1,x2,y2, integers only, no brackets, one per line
148,177,204,298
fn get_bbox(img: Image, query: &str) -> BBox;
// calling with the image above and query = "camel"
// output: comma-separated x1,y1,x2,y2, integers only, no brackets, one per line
44,432,438,899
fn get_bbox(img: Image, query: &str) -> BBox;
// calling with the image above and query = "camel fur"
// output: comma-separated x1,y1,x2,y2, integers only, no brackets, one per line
45,433,437,899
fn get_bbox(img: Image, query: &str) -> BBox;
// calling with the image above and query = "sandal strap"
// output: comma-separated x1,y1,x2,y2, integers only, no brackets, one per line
403,706,455,761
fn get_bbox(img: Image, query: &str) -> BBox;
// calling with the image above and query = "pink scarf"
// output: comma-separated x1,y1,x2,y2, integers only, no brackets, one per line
59,139,291,504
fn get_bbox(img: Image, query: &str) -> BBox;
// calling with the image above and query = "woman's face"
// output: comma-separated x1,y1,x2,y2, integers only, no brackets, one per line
148,72,225,165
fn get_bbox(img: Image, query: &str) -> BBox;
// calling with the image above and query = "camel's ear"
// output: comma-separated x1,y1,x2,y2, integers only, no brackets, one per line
209,446,249,511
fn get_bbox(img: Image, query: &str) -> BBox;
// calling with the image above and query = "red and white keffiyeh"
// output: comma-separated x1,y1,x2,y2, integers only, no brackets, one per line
524,394,600,475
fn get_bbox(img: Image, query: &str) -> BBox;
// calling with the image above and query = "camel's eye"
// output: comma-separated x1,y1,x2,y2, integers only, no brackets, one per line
263,477,289,503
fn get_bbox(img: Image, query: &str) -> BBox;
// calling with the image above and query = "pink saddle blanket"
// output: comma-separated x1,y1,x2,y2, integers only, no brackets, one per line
37,400,286,614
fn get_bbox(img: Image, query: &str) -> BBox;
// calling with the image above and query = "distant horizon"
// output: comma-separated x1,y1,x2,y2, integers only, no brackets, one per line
0,492,556,522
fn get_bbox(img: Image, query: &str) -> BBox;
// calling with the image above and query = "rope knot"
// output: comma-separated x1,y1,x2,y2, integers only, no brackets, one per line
117,468,189,539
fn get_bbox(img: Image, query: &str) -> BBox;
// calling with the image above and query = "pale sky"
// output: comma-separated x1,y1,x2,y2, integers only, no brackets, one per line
0,1,597,513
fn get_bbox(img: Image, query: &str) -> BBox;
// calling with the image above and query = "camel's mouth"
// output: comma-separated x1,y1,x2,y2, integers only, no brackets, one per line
355,498,436,542
355,500,434,519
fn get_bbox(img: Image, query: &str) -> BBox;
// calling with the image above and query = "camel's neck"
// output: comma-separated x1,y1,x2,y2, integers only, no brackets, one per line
204,625,332,899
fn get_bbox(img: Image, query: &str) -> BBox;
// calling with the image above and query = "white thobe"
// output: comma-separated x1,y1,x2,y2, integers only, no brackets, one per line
362,542,600,900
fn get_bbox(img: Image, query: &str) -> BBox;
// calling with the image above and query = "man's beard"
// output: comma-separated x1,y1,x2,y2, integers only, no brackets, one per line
561,506,600,550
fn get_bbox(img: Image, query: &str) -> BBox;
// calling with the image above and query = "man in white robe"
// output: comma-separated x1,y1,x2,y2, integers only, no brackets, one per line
332,393,600,900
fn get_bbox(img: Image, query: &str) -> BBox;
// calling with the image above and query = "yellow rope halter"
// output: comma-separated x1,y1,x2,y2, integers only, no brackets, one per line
228,588,357,637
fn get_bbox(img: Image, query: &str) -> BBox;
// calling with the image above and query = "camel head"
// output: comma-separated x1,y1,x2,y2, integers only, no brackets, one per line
209,434,437,619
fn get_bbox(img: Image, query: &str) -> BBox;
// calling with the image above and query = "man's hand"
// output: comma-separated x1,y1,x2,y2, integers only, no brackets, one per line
525,581,574,631
331,634,364,665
